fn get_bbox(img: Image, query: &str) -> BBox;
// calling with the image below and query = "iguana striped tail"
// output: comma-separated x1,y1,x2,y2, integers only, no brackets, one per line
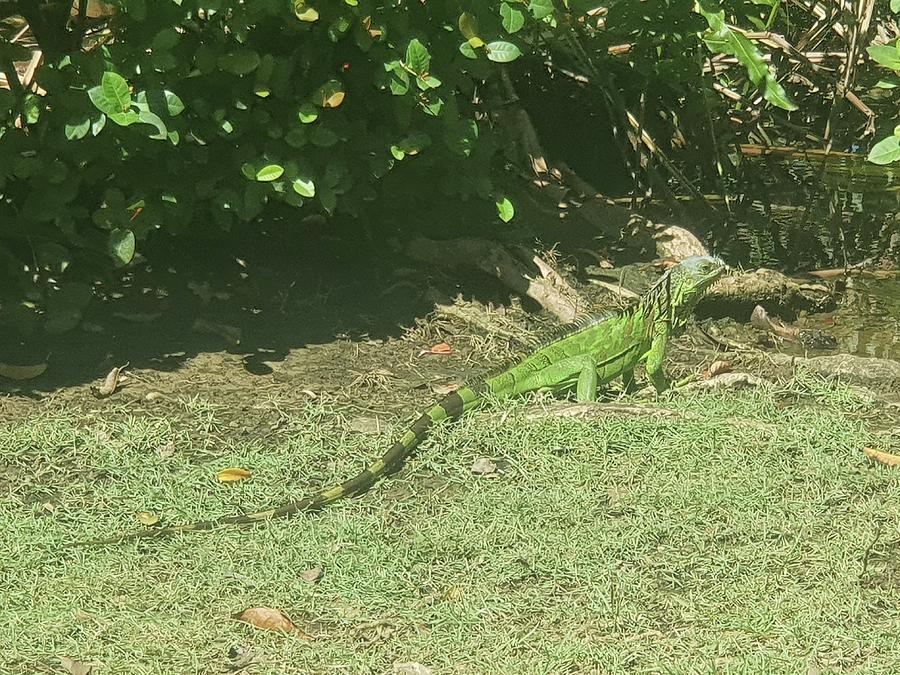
71,386,484,546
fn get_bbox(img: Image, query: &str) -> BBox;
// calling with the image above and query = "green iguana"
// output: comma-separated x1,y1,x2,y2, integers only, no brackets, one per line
76,255,726,546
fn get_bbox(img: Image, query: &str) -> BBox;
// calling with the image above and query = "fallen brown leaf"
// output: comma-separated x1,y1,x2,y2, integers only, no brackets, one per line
73,609,97,624
156,442,176,459
394,663,435,675
321,90,345,108
59,657,98,675
300,566,323,584
217,467,252,483
234,607,310,637
706,360,732,378
471,457,499,476
420,342,453,356
863,446,900,467
96,363,128,398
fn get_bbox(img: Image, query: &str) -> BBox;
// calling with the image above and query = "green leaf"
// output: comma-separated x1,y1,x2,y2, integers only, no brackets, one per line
108,229,136,265
384,61,411,94
320,186,337,213
421,97,444,116
256,164,285,181
406,38,431,75
328,15,352,42
875,76,900,89
528,0,554,19
23,94,40,123
293,0,319,21
285,127,306,147
398,132,431,155
868,136,900,165
866,44,900,71
418,75,442,90
91,114,106,136
164,90,185,116
292,177,316,198
459,41,478,59
458,12,479,40
697,7,797,111
65,117,91,141
152,28,179,51
111,110,140,126
217,49,261,76
447,119,479,156
137,109,168,139
128,0,146,21
501,3,525,33
892,0,900,12
151,51,178,71
88,71,132,117
496,197,515,223
486,41,522,63
298,103,318,123
311,126,339,147
390,145,405,160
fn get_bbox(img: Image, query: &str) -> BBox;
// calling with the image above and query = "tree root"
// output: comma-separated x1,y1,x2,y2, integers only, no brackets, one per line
406,236,585,323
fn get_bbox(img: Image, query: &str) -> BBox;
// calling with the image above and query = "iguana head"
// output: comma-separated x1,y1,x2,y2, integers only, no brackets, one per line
668,255,727,312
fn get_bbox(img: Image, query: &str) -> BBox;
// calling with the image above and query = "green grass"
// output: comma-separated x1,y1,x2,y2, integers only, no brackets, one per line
4,378,900,673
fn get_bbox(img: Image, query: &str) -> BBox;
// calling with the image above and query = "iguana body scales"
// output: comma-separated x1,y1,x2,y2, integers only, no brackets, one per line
77,255,725,545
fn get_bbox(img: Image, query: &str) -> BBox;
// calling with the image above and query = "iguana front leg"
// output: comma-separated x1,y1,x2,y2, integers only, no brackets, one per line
523,354,600,402
575,362,598,402
645,323,671,393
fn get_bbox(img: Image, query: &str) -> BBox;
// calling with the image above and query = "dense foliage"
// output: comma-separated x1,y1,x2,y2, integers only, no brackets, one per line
867,26,900,165
0,0,884,338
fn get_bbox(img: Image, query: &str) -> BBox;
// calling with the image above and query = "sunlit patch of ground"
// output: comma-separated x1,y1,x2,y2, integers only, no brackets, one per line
4,368,900,673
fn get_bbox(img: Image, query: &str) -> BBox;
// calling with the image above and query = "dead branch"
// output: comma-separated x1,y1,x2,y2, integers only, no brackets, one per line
706,268,835,312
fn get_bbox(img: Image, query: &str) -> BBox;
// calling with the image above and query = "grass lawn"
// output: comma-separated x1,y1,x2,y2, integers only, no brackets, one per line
4,375,900,674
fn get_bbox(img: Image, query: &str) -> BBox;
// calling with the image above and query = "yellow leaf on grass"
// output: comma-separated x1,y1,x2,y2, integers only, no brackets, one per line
863,446,900,467
217,467,252,483
136,511,160,526
234,607,311,637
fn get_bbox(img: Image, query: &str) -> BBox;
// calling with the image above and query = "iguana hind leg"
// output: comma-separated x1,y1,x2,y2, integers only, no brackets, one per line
621,367,637,393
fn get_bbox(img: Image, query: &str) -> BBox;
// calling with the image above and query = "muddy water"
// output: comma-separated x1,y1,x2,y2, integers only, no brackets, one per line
768,276,900,361
830,276,900,361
